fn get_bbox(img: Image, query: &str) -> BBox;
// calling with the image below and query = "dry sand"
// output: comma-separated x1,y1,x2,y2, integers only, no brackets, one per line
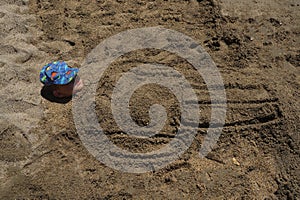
0,0,299,199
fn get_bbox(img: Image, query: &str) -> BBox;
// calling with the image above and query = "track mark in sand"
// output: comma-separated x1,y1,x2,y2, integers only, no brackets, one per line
102,82,282,157
195,83,282,129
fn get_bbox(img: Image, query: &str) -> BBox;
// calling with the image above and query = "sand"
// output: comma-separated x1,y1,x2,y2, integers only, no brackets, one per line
0,0,299,199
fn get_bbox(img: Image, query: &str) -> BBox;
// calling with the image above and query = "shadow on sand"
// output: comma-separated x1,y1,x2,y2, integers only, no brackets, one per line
40,85,72,104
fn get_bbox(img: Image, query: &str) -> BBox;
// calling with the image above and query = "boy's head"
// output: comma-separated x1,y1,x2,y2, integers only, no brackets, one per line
40,61,83,98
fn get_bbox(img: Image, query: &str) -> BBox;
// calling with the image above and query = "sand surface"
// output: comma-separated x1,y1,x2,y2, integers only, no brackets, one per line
0,0,299,199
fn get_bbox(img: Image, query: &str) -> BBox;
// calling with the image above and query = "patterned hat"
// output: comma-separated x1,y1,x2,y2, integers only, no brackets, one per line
40,61,79,85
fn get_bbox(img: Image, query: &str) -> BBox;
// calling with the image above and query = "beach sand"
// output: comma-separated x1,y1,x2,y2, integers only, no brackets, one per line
0,0,299,199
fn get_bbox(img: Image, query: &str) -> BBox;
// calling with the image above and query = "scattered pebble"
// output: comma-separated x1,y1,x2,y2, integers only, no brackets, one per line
232,157,240,166
165,176,177,183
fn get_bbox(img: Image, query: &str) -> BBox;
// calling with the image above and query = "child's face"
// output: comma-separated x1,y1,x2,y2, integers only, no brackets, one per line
53,76,83,98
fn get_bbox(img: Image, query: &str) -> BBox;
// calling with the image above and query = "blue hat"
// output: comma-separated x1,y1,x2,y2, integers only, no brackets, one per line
40,61,79,85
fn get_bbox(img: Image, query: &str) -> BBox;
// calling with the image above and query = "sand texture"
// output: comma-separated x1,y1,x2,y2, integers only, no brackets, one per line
0,0,299,199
